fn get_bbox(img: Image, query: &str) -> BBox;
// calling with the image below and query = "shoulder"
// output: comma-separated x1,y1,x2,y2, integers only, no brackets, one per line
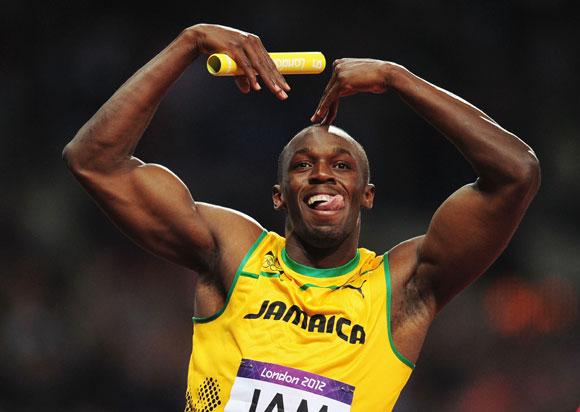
196,202,264,227
386,236,424,287
194,203,266,279
357,238,423,286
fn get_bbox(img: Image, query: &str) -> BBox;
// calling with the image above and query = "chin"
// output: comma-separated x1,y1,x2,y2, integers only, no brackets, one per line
299,225,349,249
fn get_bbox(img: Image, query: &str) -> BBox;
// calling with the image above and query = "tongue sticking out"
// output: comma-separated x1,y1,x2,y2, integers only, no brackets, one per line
314,195,345,211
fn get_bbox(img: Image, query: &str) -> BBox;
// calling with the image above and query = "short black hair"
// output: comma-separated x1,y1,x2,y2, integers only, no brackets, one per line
277,125,370,184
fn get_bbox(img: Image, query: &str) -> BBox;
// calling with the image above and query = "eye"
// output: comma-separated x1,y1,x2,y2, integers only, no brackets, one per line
292,161,312,169
334,161,352,170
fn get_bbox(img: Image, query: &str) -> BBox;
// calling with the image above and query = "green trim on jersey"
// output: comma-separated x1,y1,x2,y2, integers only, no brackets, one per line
258,271,281,278
192,230,267,324
299,283,340,291
384,252,416,370
281,248,361,278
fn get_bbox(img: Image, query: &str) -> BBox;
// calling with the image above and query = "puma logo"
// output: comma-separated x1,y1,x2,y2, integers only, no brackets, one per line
338,280,366,298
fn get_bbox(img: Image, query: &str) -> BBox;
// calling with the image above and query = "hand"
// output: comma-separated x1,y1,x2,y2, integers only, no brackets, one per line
189,24,290,100
310,58,395,124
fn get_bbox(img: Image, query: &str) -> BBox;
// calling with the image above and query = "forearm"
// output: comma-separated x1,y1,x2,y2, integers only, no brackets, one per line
386,64,540,192
63,28,200,173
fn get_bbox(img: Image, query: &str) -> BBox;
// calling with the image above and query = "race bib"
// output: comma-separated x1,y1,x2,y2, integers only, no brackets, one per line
224,359,355,412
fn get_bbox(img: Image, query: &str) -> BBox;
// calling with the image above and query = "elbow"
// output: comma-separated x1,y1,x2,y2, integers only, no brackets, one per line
62,142,81,172
509,148,541,200
519,149,541,190
62,143,72,165
62,141,93,178
63,140,134,179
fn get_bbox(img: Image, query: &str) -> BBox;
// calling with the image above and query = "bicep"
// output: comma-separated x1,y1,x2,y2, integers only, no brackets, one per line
417,181,533,310
74,158,255,272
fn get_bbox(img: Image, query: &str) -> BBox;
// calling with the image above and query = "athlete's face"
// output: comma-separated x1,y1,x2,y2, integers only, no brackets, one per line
273,128,375,248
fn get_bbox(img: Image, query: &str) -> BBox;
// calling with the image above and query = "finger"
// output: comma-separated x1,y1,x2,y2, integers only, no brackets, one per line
311,84,339,123
234,76,251,94
231,50,261,91
263,51,291,93
243,43,287,99
254,37,291,92
322,99,340,125
310,87,330,123
310,79,335,122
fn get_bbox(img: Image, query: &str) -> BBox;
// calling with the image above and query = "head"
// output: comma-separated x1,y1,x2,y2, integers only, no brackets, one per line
273,125,375,248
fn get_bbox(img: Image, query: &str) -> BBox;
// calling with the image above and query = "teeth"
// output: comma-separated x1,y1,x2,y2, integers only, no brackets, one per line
307,194,332,205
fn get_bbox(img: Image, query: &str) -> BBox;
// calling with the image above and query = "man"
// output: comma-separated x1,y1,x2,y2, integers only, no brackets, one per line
63,23,540,411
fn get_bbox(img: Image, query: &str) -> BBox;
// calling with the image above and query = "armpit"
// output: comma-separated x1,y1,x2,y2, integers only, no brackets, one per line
392,274,434,335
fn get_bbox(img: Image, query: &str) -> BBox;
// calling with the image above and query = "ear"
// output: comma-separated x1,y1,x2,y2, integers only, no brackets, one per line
361,183,375,209
272,184,286,211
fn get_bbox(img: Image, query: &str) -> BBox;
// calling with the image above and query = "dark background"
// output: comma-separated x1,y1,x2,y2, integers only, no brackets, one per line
1,1,578,411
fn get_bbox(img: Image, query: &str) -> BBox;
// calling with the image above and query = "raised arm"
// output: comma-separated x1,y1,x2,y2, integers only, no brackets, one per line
63,24,290,276
311,59,540,312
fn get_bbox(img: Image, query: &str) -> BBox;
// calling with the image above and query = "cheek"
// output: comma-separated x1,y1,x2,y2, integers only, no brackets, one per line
349,181,364,199
281,185,300,208
284,177,303,197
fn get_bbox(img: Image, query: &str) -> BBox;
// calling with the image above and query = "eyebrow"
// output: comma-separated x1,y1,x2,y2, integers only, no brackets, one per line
332,147,354,157
294,147,311,155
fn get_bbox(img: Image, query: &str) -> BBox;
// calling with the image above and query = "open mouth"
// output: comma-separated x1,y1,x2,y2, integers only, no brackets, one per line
304,194,345,211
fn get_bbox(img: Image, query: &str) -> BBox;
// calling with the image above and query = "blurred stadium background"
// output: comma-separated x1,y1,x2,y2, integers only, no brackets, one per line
1,1,578,411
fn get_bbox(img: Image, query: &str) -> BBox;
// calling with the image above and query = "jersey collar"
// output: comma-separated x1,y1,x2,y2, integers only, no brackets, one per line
281,248,360,278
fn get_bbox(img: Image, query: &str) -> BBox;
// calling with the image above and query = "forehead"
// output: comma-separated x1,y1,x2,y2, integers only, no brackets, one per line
287,129,359,158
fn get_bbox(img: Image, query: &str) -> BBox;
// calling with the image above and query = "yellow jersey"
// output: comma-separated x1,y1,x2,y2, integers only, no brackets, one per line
185,231,414,412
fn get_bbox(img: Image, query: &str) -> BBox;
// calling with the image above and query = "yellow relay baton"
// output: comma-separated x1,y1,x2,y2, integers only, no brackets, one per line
207,52,326,76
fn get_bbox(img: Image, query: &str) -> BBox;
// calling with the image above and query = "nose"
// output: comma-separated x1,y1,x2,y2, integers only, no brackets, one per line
309,161,336,184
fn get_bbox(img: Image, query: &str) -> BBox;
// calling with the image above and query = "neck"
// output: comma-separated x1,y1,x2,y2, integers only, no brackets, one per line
284,226,360,269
